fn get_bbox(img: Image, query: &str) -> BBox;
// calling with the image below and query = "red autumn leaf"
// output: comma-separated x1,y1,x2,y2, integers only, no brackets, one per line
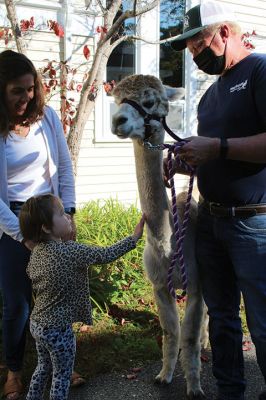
20,17,35,32
200,351,209,362
131,367,142,373
76,84,82,92
96,26,102,33
156,335,162,349
0,30,4,38
48,20,64,37
20,20,29,31
49,70,57,78
54,24,64,37
48,79,57,87
242,340,252,351
126,374,137,380
83,45,90,60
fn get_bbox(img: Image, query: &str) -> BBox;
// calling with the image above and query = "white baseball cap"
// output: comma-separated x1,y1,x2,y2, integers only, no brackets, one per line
172,0,237,51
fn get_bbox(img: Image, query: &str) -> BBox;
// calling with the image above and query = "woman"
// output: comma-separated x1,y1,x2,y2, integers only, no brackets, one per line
0,50,79,400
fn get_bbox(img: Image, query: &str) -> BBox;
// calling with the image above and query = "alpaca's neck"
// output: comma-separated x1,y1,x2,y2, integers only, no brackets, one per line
133,135,173,239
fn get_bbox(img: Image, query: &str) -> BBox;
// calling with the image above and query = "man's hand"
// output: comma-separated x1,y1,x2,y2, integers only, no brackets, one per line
178,136,220,166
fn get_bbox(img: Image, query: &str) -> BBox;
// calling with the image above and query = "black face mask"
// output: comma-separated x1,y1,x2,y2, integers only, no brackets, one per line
193,31,226,75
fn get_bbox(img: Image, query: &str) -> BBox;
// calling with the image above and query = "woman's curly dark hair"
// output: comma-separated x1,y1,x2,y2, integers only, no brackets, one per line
0,50,45,137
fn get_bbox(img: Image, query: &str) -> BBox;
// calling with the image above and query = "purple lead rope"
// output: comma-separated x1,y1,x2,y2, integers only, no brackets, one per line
164,142,196,300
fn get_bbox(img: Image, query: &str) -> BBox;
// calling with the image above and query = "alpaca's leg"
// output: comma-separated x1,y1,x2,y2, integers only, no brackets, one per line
153,285,180,384
180,289,205,398
200,303,209,349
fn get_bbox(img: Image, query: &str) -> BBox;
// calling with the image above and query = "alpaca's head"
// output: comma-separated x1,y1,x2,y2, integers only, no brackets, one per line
111,74,184,141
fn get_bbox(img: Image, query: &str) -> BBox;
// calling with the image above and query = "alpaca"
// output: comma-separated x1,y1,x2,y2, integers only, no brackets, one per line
111,74,207,399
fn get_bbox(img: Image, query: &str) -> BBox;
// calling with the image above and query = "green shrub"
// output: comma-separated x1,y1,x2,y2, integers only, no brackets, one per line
75,199,151,320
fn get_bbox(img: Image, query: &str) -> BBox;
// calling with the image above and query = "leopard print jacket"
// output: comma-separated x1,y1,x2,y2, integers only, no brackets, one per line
27,237,136,328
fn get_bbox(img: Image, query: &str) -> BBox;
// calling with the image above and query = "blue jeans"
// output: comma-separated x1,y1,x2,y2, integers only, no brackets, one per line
0,203,31,371
196,204,266,399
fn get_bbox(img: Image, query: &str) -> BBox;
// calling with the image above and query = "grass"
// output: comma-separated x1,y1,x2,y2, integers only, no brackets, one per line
0,198,249,389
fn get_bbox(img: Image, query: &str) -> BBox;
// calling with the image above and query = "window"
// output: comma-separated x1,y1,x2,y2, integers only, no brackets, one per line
106,1,136,83
160,0,186,137
160,0,185,88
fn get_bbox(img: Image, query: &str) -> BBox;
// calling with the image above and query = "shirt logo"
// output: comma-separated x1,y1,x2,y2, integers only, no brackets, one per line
230,80,248,93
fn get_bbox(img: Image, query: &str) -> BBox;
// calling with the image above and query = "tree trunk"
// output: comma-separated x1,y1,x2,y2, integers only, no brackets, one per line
5,0,27,54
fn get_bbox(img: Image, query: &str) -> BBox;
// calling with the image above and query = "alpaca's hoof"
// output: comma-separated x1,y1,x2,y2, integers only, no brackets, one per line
154,372,173,385
187,389,206,399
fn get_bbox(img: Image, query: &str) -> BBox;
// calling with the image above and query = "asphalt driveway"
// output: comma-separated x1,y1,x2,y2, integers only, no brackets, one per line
67,342,264,400
2,339,263,400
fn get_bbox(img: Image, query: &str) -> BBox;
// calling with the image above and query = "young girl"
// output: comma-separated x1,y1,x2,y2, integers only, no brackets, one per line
19,193,145,400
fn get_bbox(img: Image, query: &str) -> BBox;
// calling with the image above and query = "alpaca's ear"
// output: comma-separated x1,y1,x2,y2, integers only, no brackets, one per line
164,85,185,102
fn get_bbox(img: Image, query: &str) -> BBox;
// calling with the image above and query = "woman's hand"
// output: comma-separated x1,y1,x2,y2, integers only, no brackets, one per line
132,214,146,242
23,239,37,251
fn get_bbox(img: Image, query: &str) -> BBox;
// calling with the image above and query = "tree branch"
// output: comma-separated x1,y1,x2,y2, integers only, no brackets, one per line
102,0,159,44
96,0,106,14
108,33,182,46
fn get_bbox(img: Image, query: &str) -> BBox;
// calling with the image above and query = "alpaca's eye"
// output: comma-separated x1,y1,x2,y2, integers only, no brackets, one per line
143,101,154,109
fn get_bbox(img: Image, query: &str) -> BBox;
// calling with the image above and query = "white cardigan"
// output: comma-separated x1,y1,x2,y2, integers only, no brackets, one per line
0,106,76,241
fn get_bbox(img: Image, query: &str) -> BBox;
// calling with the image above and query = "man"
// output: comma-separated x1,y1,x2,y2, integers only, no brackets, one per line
170,1,266,399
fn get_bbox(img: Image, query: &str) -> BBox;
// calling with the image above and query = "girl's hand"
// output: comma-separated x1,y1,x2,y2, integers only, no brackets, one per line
132,214,146,242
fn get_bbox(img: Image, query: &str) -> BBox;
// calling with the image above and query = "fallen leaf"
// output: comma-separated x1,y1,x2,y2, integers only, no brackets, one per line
132,367,142,373
242,340,252,351
126,374,137,380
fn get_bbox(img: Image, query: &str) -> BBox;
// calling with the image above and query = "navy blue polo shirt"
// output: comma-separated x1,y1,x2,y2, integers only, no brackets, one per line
197,53,266,206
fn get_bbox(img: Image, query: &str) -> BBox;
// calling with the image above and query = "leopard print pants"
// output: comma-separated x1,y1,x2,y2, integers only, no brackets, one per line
26,320,76,400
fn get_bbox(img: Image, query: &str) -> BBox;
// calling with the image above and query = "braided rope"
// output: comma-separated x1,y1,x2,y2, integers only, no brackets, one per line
163,142,196,300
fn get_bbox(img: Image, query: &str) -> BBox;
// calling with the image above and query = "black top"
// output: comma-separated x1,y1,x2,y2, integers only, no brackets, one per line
197,53,266,206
